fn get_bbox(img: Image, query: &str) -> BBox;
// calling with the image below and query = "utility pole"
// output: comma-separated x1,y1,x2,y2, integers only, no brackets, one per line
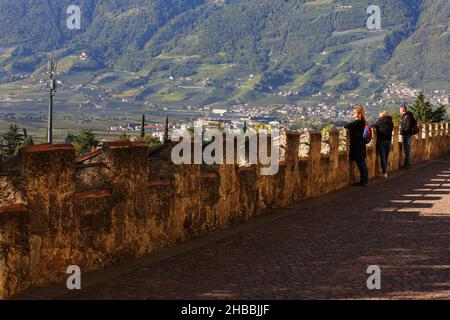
47,60,57,144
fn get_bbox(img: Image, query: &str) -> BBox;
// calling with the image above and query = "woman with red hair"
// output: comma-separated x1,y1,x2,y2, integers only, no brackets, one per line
344,106,368,186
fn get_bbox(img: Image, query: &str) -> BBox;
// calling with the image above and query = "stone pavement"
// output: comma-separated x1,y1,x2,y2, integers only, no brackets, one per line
21,155,450,300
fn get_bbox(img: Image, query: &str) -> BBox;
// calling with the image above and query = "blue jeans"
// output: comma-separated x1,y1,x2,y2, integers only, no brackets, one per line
402,134,411,166
356,158,368,184
377,140,392,174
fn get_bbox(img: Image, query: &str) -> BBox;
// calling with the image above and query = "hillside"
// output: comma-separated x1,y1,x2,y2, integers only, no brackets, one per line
0,0,448,107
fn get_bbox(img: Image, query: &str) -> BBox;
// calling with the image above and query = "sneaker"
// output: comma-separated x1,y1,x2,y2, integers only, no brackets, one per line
379,173,388,178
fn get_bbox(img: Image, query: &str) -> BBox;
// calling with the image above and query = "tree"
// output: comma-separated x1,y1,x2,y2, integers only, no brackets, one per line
72,130,98,156
0,144,4,162
65,133,76,144
321,123,335,136
143,136,162,148
410,93,447,123
291,118,311,130
1,124,23,156
254,122,266,133
391,112,402,126
411,93,432,123
164,116,169,142
119,131,130,141
16,135,34,154
140,114,146,139
431,104,448,123
148,137,161,147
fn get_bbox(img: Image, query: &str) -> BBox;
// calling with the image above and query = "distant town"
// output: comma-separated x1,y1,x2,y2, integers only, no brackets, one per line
0,59,448,142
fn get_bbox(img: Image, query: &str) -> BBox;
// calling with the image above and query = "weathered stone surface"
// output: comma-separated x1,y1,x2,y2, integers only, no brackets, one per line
0,126,449,299
54,154,450,300
0,209,30,298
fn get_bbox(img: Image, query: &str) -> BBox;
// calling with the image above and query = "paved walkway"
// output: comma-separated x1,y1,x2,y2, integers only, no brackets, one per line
22,155,450,300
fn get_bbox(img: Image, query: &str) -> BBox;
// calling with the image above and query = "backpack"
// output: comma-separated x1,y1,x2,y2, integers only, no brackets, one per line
362,123,372,144
410,116,420,135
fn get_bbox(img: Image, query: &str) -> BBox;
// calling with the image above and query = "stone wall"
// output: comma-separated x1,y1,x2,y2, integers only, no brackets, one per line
0,124,450,298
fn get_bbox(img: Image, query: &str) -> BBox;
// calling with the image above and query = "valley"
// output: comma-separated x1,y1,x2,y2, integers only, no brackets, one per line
0,0,448,141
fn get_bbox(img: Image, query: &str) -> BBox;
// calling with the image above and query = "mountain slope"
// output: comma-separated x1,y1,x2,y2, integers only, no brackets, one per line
0,0,447,106
381,0,450,82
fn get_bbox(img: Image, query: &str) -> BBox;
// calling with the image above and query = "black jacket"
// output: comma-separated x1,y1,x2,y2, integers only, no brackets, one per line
401,111,416,136
373,116,394,142
344,120,366,161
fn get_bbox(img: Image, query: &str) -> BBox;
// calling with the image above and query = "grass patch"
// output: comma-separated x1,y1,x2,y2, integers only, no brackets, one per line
112,88,142,99
324,73,348,87
160,91,187,102
0,46,15,63
233,75,261,100
57,55,79,73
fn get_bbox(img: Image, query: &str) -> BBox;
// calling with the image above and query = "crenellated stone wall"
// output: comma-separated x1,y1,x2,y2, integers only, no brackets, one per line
0,124,449,298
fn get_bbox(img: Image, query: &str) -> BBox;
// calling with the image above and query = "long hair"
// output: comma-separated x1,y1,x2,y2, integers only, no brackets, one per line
354,106,365,121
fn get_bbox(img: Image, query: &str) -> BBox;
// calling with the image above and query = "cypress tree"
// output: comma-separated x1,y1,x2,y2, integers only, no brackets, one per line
140,114,146,139
164,116,169,142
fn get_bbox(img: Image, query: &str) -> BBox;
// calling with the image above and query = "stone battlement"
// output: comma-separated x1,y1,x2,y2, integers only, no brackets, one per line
1,123,450,298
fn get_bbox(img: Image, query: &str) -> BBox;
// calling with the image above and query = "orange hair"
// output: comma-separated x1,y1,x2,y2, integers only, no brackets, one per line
354,106,365,121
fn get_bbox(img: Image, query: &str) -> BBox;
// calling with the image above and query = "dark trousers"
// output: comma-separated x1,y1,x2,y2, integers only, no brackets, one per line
377,140,392,174
356,158,368,184
402,134,411,166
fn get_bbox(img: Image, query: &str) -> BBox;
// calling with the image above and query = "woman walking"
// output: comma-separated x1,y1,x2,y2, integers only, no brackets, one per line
373,111,394,178
344,106,368,187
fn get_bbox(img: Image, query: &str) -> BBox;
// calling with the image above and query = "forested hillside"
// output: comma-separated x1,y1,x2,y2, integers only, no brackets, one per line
0,0,447,104
381,0,450,82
